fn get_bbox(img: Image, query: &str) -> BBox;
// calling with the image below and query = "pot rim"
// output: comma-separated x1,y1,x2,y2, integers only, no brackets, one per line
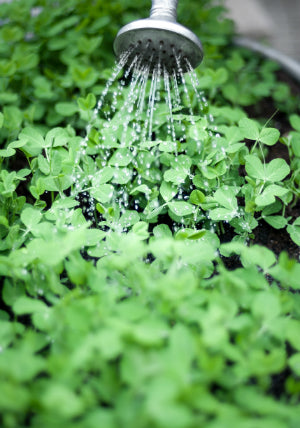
234,36,300,83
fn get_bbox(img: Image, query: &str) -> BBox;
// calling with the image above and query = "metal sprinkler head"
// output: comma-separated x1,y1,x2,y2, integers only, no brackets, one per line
113,0,204,75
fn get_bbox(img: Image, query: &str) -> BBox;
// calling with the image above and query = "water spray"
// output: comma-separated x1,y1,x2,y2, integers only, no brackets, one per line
113,0,204,74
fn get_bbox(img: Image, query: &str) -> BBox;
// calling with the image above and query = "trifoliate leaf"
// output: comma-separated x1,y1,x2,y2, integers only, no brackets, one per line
119,210,140,227
209,207,237,221
92,167,114,186
130,184,151,196
38,154,50,175
255,184,289,206
160,181,177,202
152,224,172,239
239,118,260,140
158,141,178,153
168,201,195,217
266,158,290,182
213,186,238,210
189,189,206,205
245,155,290,182
164,168,187,184
109,148,133,167
19,127,45,156
77,93,96,111
111,167,132,184
90,184,114,203
132,222,149,240
259,127,280,146
21,207,42,230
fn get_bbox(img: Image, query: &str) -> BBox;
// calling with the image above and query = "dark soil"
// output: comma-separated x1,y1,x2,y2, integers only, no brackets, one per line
253,217,300,260
233,67,300,400
244,69,300,260
252,134,300,260
253,135,300,260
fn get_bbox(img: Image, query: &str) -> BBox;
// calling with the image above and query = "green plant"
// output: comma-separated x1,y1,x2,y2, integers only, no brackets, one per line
77,83,299,245
1,227,300,427
1,1,300,427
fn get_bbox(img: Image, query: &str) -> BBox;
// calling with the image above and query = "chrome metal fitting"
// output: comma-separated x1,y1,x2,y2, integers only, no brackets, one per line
114,0,203,74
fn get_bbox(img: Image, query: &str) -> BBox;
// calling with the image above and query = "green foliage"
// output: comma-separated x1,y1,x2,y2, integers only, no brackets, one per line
1,231,300,427
0,0,300,427
80,95,297,241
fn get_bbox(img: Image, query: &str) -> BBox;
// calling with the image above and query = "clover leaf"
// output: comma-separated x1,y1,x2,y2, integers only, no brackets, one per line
287,218,300,246
255,184,289,206
160,181,177,202
239,118,280,145
245,155,290,182
168,201,195,217
209,186,239,221
21,207,42,231
18,127,45,156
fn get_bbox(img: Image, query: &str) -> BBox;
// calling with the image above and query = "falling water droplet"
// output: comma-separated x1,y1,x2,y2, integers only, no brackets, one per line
163,66,176,146
71,46,218,231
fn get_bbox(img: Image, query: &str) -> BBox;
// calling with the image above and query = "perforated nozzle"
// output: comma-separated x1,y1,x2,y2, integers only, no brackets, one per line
113,0,203,74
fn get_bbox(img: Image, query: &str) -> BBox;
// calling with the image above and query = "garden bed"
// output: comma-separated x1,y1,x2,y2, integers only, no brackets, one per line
0,1,300,427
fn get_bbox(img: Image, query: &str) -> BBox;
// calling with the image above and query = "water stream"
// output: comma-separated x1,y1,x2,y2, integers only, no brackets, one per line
72,50,217,230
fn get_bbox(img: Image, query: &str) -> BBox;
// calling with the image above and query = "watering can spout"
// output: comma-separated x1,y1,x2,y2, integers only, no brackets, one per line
113,0,203,74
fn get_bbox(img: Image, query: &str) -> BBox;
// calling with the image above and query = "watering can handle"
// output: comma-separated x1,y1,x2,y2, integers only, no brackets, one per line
150,0,178,22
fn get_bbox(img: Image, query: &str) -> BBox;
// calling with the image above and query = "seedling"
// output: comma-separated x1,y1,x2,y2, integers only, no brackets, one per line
0,1,299,427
